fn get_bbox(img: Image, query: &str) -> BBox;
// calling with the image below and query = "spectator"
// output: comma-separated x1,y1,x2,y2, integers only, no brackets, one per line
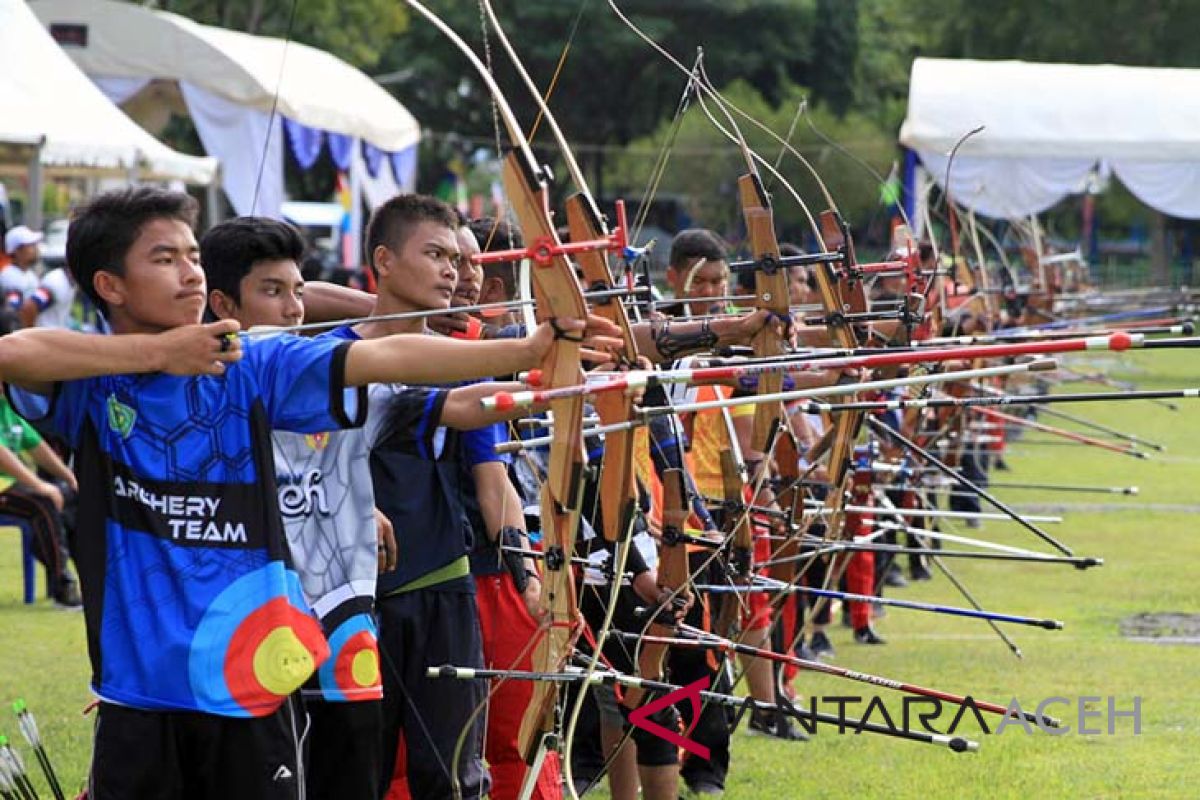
0,391,81,607
19,267,106,333
2,226,43,310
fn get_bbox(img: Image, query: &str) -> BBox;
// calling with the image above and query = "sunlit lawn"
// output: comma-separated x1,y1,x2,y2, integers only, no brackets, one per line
0,350,1195,799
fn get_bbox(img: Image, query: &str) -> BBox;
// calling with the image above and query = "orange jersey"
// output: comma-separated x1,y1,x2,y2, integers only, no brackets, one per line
685,385,752,498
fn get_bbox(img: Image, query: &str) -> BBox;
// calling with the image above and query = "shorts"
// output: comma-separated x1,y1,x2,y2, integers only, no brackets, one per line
89,698,305,800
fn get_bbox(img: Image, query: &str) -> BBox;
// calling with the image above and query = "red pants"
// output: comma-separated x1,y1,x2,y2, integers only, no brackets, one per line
741,527,774,633
845,513,875,630
475,573,562,800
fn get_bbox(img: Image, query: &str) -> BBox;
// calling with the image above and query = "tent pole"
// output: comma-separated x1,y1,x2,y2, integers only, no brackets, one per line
206,164,224,228
27,138,45,229
348,137,364,269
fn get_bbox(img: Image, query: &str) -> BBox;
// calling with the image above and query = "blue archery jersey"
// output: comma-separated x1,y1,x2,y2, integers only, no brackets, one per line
8,334,360,718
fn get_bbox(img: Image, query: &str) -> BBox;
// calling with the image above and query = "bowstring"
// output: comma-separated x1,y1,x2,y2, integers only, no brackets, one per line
630,51,704,244
250,0,298,215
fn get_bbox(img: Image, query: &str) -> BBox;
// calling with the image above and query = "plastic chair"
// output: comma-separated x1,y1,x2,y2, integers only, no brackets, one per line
1,520,49,604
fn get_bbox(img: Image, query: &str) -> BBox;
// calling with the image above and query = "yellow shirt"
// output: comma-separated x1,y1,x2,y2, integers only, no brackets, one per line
686,385,752,498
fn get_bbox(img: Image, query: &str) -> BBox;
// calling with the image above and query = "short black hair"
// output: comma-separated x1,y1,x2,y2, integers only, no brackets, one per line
669,228,727,270
364,194,459,278
67,187,199,315
200,217,306,305
469,217,524,301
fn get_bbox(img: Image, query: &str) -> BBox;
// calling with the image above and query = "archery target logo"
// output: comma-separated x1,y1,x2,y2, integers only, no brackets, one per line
318,614,382,702
189,565,329,716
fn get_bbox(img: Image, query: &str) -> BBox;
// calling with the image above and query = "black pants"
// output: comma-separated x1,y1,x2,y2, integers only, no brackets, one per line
671,554,731,790
304,697,382,800
89,699,305,800
0,485,74,594
948,451,990,514
376,589,490,800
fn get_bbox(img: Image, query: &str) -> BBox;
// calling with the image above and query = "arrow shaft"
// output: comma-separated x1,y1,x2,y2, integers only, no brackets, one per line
659,627,1057,726
697,581,1062,630
867,417,1076,556
430,662,977,750
973,407,1144,458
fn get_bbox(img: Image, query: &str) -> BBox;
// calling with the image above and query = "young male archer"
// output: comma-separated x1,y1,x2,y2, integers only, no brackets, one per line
1,187,606,800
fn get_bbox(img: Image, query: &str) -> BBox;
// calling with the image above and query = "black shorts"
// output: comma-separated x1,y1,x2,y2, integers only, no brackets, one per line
303,696,382,800
89,698,305,800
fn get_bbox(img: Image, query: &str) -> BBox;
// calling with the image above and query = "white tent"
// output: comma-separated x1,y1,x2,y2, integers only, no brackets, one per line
0,0,216,193
899,57,1200,219
32,0,420,232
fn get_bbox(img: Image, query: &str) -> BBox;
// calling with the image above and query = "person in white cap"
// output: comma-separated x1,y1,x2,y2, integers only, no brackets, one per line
2,225,43,309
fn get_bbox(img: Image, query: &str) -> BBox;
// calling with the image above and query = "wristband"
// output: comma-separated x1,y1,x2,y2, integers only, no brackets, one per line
654,318,719,360
499,526,530,592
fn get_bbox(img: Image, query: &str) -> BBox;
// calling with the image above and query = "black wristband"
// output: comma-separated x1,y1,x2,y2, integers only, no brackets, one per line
654,318,719,360
499,526,530,593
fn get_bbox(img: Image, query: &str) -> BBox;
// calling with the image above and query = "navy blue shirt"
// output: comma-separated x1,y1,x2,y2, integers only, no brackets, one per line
332,326,497,594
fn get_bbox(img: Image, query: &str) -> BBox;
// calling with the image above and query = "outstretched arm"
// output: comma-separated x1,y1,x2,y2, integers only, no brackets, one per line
302,282,374,326
0,320,244,392
343,317,623,387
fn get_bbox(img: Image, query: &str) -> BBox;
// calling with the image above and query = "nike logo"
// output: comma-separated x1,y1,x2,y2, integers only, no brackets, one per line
272,765,294,782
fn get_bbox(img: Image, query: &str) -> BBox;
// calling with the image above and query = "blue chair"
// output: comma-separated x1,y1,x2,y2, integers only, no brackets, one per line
1,520,50,604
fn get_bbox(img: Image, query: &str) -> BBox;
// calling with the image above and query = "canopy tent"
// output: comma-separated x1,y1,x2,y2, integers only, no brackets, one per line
898,57,1200,220
31,0,420,244
0,0,217,225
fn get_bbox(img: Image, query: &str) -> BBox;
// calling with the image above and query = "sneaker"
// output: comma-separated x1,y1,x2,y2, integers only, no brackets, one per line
748,709,809,742
54,577,82,609
853,626,887,645
883,568,908,588
794,639,819,662
809,631,835,659
684,780,725,797
909,562,933,581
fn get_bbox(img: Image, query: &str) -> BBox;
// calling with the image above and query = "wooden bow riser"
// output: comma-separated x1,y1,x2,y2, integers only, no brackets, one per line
565,194,639,544
711,450,755,640
502,154,588,508
502,152,590,762
768,428,803,587
622,468,690,710
811,210,868,541
738,174,792,454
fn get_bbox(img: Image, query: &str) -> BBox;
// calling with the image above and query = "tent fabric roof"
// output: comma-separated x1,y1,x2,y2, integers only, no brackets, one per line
899,58,1200,220
31,0,420,154
899,57,1200,161
0,0,217,183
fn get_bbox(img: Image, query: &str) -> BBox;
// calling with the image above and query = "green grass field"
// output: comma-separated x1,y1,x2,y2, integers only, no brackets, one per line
0,350,1195,799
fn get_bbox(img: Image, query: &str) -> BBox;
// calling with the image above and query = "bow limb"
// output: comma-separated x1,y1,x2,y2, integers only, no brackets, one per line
562,197,640,796
473,7,645,785
566,197,640,545
738,175,793,453
788,214,870,648
402,0,591,767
